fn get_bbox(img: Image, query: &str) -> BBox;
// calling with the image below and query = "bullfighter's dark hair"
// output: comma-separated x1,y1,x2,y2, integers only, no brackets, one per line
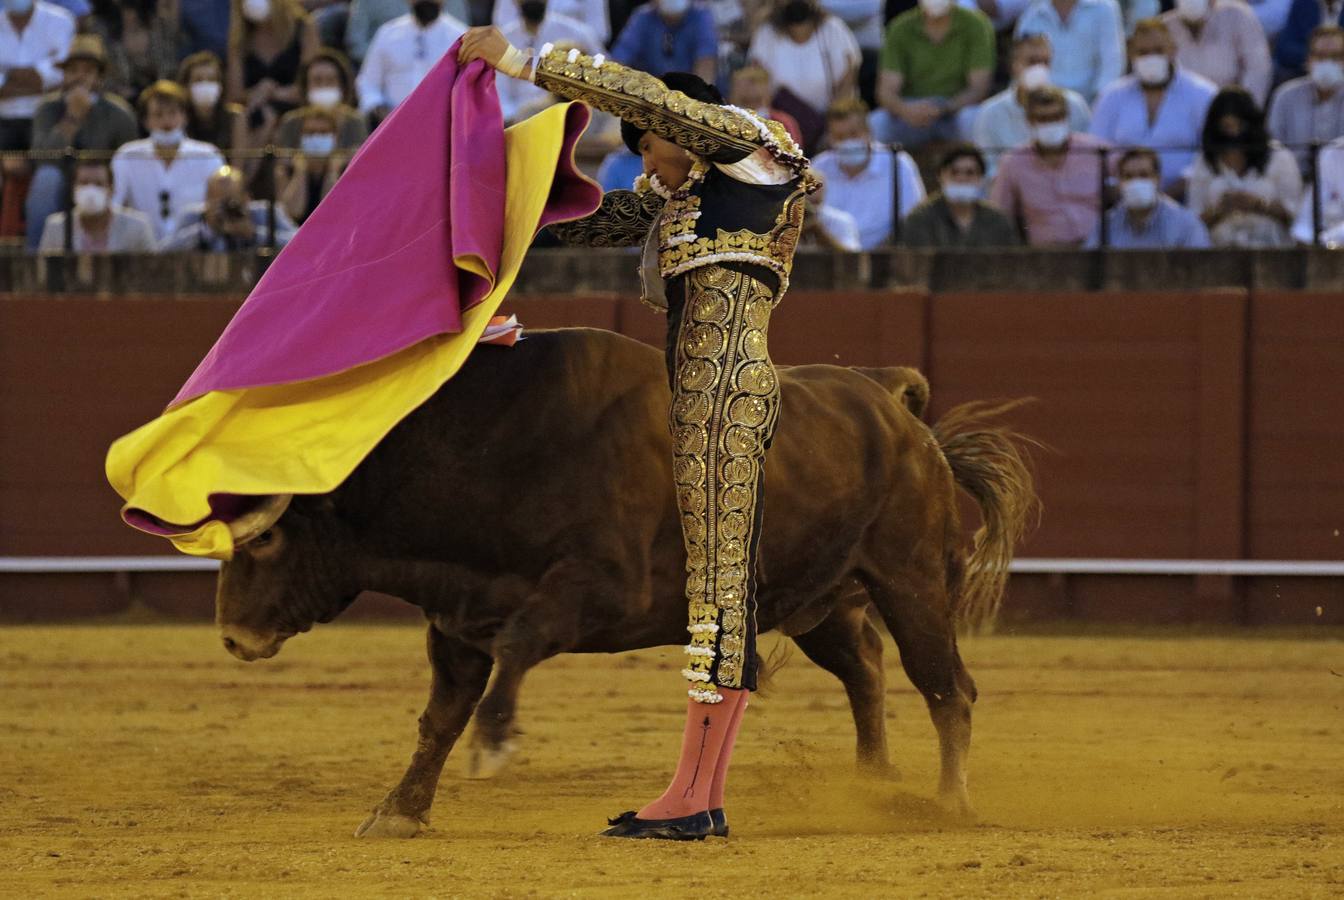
620,72,725,155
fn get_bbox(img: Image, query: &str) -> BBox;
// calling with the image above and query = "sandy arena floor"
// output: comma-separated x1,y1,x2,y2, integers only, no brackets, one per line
1,623,1341,898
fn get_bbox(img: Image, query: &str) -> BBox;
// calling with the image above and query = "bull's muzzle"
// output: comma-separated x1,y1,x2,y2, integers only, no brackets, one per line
219,625,292,662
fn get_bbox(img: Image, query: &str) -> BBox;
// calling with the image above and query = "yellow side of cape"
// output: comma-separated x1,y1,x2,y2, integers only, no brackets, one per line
105,104,585,560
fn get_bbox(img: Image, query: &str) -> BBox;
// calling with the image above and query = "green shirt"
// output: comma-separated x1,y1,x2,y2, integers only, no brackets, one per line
880,6,995,99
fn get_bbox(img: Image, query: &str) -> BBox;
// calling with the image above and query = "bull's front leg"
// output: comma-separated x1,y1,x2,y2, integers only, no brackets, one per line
356,625,493,838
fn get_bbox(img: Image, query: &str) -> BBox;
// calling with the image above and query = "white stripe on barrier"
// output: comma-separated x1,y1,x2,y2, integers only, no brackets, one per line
0,557,1342,576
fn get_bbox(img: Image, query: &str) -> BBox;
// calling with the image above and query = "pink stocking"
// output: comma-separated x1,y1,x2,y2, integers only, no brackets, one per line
708,691,747,810
637,687,747,819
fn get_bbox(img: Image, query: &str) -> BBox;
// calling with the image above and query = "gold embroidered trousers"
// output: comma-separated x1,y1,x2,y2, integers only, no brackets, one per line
669,264,781,704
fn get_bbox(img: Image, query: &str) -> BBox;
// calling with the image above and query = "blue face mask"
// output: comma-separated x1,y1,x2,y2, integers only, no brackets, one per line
300,132,336,156
833,137,870,169
5,0,35,14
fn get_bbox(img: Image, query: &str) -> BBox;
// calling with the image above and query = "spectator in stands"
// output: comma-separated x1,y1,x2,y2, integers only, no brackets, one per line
0,0,75,153
1275,0,1344,78
1162,0,1271,104
748,0,860,151
1089,18,1217,194
904,143,1020,247
37,157,157,252
801,180,863,250
494,0,610,45
162,164,299,250
871,0,994,148
990,86,1109,246
1014,0,1124,101
1248,0,1292,40
496,0,600,123
972,33,1090,175
726,63,804,146
178,0,231,58
89,0,183,104
1268,24,1344,176
821,0,882,107
356,0,468,123
111,80,226,239
227,0,320,147
596,146,644,191
274,107,349,223
25,35,138,251
610,0,719,85
275,50,367,149
1291,135,1344,241
810,97,925,249
1085,146,1210,247
1119,0,1161,32
178,51,247,154
347,0,468,67
1187,85,1302,246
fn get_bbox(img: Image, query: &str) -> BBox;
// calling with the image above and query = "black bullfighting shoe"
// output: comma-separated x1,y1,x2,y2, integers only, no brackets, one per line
600,810,713,840
709,807,729,838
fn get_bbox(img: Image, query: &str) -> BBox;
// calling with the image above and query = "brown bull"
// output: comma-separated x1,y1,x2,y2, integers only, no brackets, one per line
214,327,1035,838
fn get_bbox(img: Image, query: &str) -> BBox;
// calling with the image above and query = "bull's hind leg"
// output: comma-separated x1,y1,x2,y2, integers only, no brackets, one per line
861,571,978,820
356,625,493,838
791,601,893,775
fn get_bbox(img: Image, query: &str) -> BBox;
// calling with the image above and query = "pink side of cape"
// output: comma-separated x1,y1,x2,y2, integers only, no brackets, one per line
170,48,599,408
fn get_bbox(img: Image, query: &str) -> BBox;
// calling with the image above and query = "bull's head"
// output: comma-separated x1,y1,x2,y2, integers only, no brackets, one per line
216,494,361,661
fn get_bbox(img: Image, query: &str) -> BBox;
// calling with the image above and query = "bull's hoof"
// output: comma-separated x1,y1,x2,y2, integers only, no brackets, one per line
354,809,424,839
937,789,977,823
466,739,518,780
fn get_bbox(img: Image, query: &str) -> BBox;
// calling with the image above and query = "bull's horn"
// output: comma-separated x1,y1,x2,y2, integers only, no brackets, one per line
228,494,293,545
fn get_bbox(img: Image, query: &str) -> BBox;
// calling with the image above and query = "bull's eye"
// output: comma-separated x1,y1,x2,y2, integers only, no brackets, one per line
253,529,274,547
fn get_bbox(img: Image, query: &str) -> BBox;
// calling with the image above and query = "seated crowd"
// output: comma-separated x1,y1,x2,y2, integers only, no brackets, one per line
3,0,1344,252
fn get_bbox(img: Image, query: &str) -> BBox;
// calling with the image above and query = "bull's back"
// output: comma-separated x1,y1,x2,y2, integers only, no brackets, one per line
339,328,950,630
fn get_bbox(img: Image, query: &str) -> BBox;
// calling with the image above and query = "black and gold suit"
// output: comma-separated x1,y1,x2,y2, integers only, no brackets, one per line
538,48,817,704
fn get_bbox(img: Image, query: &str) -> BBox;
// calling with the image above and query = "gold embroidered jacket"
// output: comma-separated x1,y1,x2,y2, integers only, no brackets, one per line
536,48,817,299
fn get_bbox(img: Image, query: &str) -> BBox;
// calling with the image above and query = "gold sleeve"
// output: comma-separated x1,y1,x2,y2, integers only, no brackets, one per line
531,49,804,167
548,189,665,247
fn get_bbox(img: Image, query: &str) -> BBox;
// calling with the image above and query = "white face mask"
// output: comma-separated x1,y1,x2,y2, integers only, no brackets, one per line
658,0,689,16
1310,58,1344,90
190,81,221,108
242,0,271,22
308,86,343,108
1175,0,1209,21
150,126,184,147
919,0,952,15
1133,54,1171,86
1031,120,1070,148
300,132,336,155
942,181,983,203
1121,177,1158,210
833,137,870,168
1018,63,1051,91
74,183,110,215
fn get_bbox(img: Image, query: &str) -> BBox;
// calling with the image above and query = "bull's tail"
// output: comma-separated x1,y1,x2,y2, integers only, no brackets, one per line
932,400,1041,632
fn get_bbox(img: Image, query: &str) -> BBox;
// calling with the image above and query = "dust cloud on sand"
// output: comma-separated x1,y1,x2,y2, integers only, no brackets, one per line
1,624,1341,898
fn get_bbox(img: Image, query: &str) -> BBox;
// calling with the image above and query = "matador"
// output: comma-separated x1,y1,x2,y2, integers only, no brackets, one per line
459,27,817,840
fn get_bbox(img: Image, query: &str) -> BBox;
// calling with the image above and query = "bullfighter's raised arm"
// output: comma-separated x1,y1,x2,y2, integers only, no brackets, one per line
527,48,804,169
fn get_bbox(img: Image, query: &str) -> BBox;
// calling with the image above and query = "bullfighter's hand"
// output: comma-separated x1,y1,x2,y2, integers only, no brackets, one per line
457,27,511,70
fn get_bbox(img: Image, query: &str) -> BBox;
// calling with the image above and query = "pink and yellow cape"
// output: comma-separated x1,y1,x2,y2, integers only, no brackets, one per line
105,51,602,559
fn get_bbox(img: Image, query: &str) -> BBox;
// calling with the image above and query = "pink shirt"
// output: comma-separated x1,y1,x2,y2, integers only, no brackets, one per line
989,132,1109,247
1163,1,1272,106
